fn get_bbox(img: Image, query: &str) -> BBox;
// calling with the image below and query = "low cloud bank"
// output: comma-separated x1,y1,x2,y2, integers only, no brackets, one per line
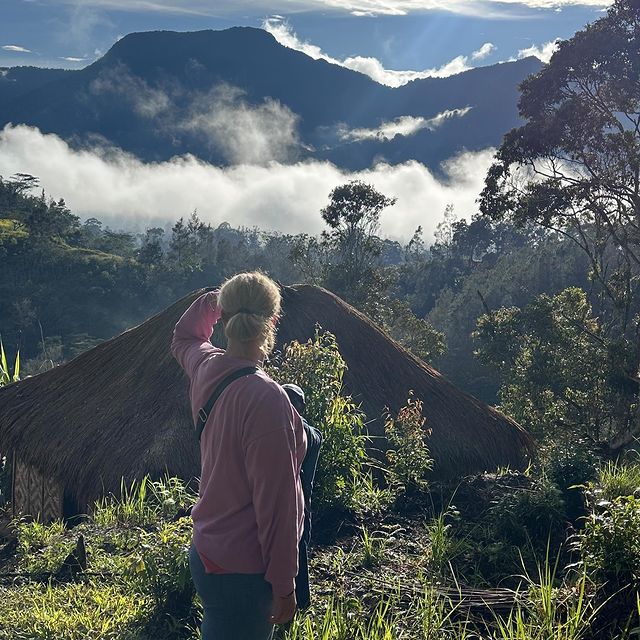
0,125,495,242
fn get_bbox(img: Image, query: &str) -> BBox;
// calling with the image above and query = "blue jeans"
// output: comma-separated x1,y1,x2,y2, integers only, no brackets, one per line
189,544,274,640
297,419,323,610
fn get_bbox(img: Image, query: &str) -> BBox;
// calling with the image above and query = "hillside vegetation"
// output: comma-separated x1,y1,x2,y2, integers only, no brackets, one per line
1,333,640,638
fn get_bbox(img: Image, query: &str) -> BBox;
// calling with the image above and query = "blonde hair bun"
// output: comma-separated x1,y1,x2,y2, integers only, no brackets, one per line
218,272,281,354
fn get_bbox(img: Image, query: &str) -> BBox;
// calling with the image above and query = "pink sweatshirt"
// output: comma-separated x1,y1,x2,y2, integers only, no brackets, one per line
171,291,307,597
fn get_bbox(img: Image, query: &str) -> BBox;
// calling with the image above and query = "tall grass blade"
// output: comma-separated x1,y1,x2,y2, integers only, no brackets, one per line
0,338,8,385
12,349,20,382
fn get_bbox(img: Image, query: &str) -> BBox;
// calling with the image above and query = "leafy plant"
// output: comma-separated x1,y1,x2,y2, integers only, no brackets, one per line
0,338,20,385
93,476,158,528
16,518,71,574
492,571,596,640
488,476,567,550
425,510,456,576
539,439,599,522
268,329,367,513
384,394,433,492
580,494,640,589
474,288,616,443
348,469,394,518
358,525,389,570
93,476,196,528
126,518,194,612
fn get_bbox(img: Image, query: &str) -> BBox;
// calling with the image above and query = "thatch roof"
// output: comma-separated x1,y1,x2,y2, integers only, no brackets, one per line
0,286,534,508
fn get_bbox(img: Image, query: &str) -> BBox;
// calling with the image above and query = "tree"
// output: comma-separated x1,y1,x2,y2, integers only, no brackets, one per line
320,180,396,311
313,181,446,362
137,228,165,266
474,288,625,444
480,0,640,438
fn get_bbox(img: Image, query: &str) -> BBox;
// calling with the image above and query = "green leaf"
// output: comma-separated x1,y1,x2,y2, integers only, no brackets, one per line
12,350,20,382
0,339,9,386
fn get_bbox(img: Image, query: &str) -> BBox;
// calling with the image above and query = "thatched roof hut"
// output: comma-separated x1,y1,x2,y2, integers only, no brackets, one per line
0,286,534,513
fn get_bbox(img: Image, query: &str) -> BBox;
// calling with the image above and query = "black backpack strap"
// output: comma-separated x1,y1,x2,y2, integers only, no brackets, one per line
196,366,259,441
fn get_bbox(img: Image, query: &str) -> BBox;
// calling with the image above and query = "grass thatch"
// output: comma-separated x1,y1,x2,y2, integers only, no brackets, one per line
0,286,535,509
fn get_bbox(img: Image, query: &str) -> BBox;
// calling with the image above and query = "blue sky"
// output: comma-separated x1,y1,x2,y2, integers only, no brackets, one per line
1,0,609,74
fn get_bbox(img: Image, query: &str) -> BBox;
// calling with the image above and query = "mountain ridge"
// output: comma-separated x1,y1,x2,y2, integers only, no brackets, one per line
0,27,542,170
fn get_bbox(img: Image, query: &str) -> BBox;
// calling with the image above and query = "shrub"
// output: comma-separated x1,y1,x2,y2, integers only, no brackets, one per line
581,466,640,590
384,394,433,492
126,518,194,607
268,329,367,513
93,476,159,528
539,439,599,522
348,469,394,518
488,475,567,550
579,491,640,635
581,495,640,586
540,440,599,493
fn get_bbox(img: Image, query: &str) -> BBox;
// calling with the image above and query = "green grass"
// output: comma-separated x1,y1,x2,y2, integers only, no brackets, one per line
16,518,71,574
0,582,152,640
596,461,640,501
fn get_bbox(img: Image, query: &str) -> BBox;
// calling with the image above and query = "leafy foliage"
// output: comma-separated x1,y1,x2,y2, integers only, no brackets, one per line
480,0,640,444
488,476,567,551
126,519,195,619
319,180,396,311
268,329,367,513
93,476,197,528
384,394,433,492
474,287,621,442
577,466,640,608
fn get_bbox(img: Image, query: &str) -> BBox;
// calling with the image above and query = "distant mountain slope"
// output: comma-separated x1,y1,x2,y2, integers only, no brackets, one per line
0,28,542,170
0,66,70,104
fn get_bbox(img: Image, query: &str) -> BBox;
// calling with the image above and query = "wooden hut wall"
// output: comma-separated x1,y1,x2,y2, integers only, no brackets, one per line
11,452,63,522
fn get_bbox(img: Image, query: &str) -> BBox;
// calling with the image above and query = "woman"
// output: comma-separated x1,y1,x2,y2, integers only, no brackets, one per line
171,272,307,640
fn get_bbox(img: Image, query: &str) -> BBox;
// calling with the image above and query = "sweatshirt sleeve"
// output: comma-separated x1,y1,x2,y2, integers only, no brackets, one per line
171,291,223,379
244,392,305,598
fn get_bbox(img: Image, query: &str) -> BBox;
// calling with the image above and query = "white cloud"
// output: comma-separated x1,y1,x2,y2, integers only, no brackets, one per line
63,4,115,57
182,85,301,165
2,45,31,53
517,38,561,63
341,108,472,141
44,0,614,17
322,0,611,14
0,124,494,242
339,53,474,85
90,64,172,118
472,42,496,60
61,56,87,62
89,67,301,165
263,17,496,86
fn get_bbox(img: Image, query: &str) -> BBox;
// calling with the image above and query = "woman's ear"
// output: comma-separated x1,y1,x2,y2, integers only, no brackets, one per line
270,315,279,328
